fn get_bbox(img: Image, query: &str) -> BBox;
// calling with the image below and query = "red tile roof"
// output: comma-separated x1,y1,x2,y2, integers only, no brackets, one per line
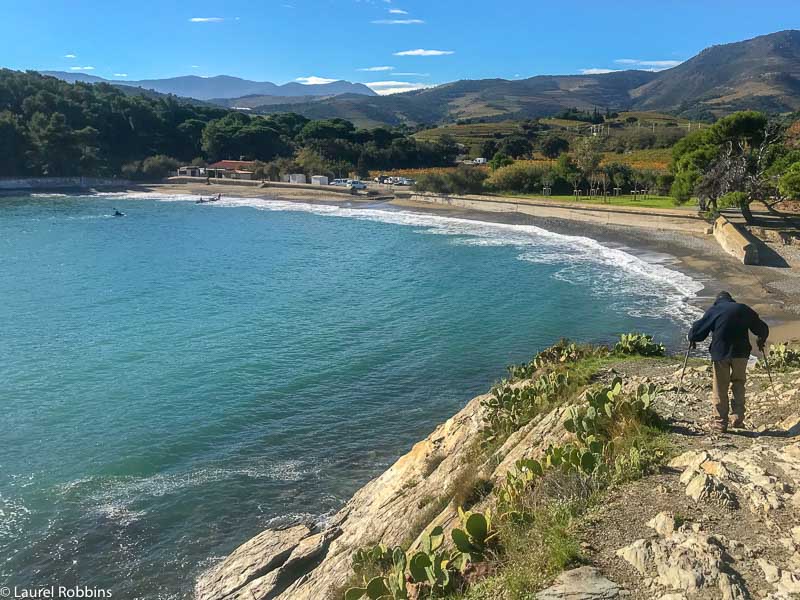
208,160,257,170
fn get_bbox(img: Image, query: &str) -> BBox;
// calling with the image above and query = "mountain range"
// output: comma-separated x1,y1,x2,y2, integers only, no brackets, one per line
247,30,800,127
40,30,800,127
40,72,377,100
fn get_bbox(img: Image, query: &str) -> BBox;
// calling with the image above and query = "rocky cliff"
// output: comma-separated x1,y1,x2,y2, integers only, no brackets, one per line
196,352,800,600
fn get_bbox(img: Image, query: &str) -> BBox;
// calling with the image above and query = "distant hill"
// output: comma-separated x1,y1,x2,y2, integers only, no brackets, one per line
629,29,800,117
246,30,800,127
39,72,377,101
38,30,800,128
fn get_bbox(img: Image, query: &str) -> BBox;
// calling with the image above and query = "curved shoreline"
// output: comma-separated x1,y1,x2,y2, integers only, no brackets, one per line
128,182,800,343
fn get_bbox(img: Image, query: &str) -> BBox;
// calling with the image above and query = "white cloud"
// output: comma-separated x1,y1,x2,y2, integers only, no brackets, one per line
366,80,435,95
372,18,424,24
358,66,395,72
296,76,338,85
114,73,128,77
388,8,408,13
394,72,429,76
579,68,620,75
64,53,76,59
614,58,682,70
394,49,453,56
70,66,95,71
191,65,201,68
189,17,225,22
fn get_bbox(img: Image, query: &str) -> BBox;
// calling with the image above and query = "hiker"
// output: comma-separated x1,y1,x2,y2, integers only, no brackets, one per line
687,291,769,433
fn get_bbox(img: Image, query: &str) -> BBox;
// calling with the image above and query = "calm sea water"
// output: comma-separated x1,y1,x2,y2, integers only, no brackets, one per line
0,192,701,598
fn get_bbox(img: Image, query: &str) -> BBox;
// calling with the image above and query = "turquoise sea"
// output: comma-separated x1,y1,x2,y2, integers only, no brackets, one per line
0,193,701,598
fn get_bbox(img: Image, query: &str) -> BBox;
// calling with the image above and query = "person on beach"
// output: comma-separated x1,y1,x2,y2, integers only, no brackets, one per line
688,291,769,433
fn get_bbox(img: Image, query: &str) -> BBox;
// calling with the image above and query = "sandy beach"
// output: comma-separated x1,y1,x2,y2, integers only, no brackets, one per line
135,181,800,344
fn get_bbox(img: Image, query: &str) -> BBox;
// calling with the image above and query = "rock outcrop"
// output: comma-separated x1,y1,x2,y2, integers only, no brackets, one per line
197,362,800,600
617,513,749,599
537,566,621,599
195,380,576,600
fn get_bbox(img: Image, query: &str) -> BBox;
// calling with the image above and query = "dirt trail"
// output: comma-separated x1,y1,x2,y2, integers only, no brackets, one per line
573,360,800,600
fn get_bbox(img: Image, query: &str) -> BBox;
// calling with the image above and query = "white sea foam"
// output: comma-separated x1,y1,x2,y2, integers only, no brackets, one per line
102,192,704,325
0,493,31,541
59,458,315,519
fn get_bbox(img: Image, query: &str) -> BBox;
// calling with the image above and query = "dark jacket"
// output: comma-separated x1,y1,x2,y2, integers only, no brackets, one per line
688,296,769,361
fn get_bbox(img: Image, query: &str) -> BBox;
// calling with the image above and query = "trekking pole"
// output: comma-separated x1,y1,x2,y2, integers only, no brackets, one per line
761,345,782,405
669,341,693,422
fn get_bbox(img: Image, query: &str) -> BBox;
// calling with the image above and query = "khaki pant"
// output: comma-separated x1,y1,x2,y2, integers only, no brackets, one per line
712,358,749,426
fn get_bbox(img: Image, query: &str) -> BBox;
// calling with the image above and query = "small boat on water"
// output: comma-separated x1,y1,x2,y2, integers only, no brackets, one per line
112,209,126,217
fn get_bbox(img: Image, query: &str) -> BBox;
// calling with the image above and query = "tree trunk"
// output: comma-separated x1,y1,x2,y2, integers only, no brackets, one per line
741,200,754,223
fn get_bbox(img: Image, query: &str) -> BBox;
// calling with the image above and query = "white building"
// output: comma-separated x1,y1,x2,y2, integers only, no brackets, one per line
311,175,329,186
289,174,307,184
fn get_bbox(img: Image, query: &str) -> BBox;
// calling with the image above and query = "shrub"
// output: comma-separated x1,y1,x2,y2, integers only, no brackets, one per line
414,165,487,195
757,343,800,371
141,155,180,180
485,162,566,195
488,152,513,171
613,333,665,357
123,154,180,181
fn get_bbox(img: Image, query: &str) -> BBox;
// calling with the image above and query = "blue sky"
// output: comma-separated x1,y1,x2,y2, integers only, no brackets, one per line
1,0,798,95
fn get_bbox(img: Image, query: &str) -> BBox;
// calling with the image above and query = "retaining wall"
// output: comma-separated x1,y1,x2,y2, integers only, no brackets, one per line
0,177,130,190
165,177,360,195
713,215,759,265
166,177,262,187
408,192,707,233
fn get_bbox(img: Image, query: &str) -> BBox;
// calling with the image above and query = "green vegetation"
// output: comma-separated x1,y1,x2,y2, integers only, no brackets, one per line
415,165,488,195
670,109,800,220
0,70,458,180
343,336,673,600
756,343,800,371
614,333,666,357
503,193,685,210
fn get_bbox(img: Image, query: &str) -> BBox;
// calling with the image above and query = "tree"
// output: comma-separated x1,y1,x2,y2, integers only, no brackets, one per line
489,152,513,170
498,136,533,159
299,119,355,142
672,111,784,220
295,147,333,177
479,140,498,159
26,112,84,176
778,162,800,199
0,110,28,175
573,137,601,182
540,136,569,159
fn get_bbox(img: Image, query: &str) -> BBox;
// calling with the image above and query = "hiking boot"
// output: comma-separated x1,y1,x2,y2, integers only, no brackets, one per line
731,417,745,429
711,422,728,434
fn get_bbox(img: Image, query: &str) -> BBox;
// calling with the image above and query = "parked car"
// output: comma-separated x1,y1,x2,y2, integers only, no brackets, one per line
347,180,367,190
331,179,349,187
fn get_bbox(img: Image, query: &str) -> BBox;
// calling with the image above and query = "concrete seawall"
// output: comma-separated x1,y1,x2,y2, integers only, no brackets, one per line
408,192,708,234
0,177,130,190
166,177,361,196
713,215,759,265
